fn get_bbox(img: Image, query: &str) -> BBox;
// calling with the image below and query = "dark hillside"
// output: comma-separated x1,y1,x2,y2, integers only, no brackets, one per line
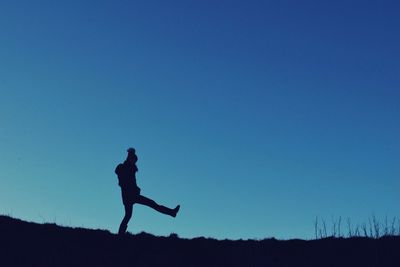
0,215,398,266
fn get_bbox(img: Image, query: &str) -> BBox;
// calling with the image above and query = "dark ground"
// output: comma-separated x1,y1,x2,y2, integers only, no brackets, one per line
0,215,398,266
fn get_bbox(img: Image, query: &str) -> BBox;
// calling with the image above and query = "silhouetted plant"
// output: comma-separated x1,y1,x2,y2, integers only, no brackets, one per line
314,215,400,239
362,223,368,237
169,233,179,239
347,218,352,237
331,216,340,237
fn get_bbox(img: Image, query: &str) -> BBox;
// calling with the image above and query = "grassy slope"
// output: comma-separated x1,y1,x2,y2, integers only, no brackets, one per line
0,215,398,267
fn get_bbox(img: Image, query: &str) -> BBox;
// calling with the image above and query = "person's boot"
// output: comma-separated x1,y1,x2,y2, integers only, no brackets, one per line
171,205,180,218
118,223,128,235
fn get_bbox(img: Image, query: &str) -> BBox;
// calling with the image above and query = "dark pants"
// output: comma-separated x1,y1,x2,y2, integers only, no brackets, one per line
118,194,175,235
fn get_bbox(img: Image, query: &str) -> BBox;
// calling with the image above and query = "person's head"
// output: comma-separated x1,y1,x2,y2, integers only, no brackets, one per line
126,147,138,163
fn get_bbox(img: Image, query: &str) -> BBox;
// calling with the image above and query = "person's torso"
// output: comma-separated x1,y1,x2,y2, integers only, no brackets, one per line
118,162,138,189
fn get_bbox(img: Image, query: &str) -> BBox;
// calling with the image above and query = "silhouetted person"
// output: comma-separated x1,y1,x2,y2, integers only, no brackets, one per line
116,147,180,235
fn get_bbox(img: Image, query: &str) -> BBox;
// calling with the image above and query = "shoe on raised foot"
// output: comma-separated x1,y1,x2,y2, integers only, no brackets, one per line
171,205,180,218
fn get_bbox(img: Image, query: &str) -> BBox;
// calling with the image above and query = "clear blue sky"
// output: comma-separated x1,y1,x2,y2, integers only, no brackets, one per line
0,0,399,240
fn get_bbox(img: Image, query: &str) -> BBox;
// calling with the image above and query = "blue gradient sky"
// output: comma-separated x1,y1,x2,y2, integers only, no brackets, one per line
0,0,399,239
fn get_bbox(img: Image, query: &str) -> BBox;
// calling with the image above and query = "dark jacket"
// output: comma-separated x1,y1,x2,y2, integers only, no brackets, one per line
115,161,141,205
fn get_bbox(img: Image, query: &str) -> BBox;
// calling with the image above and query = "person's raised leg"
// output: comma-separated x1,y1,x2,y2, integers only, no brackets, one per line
136,195,180,217
118,204,133,235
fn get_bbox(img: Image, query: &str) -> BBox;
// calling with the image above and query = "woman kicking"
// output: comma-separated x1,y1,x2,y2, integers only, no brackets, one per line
115,147,180,235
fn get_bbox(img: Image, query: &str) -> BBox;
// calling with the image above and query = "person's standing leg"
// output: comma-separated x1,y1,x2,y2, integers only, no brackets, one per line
118,204,133,235
136,195,180,217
